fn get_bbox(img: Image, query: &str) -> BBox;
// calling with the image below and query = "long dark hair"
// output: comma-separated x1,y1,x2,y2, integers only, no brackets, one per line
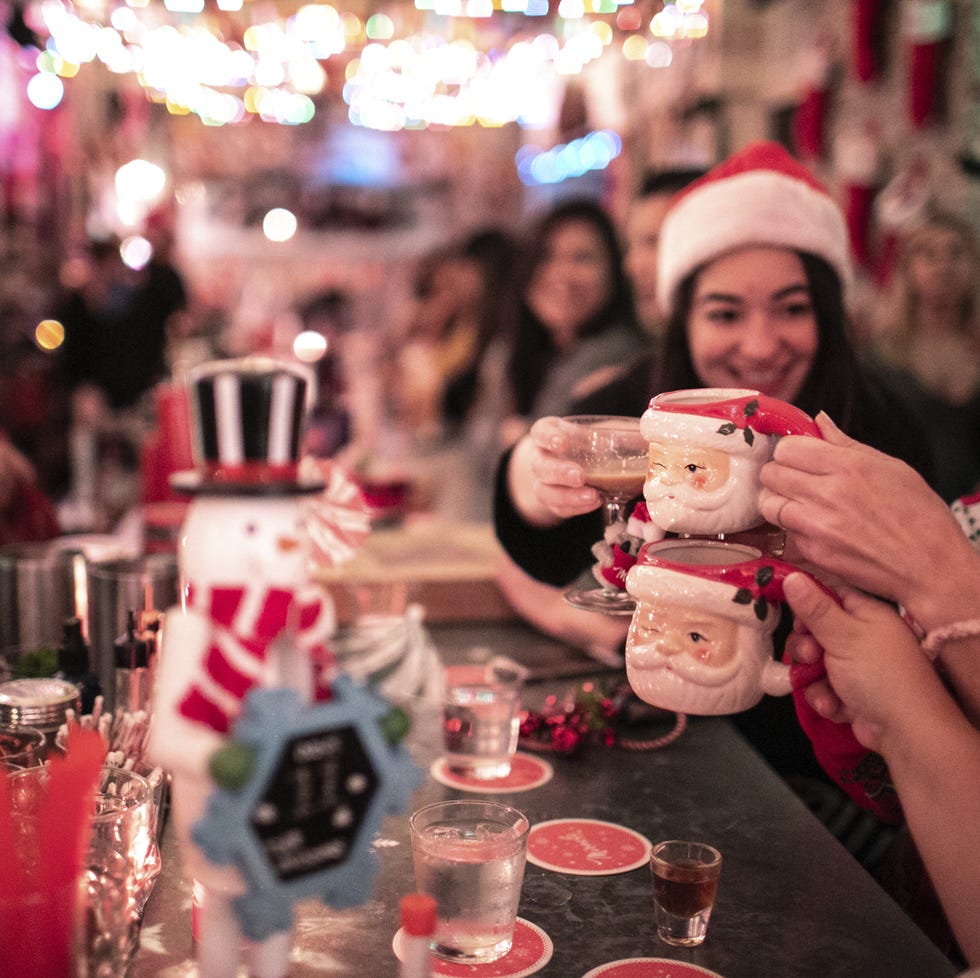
506,198,638,415
653,251,866,431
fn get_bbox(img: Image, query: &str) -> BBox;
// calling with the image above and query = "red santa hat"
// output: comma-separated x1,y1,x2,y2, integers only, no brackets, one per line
656,141,853,315
641,389,820,456
628,540,781,629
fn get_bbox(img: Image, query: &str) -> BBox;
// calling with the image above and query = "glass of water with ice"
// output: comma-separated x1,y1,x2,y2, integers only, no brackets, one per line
410,799,530,963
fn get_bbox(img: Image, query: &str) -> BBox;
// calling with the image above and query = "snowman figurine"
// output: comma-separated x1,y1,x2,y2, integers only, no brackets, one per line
147,357,394,978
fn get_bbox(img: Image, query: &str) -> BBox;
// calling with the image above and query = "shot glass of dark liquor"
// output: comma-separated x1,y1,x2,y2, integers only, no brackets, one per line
650,839,722,947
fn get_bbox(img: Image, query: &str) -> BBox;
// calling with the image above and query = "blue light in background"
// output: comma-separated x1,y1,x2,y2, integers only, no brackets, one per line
516,129,622,186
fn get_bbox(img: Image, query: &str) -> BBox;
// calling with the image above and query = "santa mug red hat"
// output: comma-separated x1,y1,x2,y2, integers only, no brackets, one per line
638,388,821,538
656,141,853,316
624,539,830,716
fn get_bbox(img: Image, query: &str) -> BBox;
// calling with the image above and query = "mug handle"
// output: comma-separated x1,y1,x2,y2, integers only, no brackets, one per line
750,556,840,696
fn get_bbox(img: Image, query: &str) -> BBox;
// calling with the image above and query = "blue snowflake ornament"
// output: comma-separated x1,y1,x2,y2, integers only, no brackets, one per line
191,675,423,941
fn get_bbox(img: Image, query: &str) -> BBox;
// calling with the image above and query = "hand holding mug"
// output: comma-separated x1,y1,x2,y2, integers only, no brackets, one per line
624,538,836,716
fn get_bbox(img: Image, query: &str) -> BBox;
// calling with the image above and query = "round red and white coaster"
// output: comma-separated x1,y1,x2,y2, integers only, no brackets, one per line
526,818,652,875
392,917,553,978
429,752,554,793
582,960,725,978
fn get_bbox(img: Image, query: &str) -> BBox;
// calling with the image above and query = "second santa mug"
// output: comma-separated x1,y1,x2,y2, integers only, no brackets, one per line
624,539,833,716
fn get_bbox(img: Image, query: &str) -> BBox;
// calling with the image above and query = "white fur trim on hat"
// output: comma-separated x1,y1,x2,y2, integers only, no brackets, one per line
626,562,776,629
656,145,853,315
640,408,776,456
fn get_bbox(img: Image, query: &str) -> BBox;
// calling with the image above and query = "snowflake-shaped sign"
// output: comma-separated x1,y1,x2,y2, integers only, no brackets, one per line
191,675,422,940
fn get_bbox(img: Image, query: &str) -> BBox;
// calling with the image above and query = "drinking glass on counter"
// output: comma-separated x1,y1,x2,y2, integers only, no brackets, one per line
558,415,648,615
8,763,162,976
0,724,46,770
650,839,722,947
441,663,522,780
410,799,529,963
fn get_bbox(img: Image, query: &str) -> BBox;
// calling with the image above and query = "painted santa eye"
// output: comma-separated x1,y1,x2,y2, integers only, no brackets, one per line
685,464,703,474
688,632,706,643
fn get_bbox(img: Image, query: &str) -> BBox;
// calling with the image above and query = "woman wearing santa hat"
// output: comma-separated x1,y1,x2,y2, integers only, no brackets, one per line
493,141,936,791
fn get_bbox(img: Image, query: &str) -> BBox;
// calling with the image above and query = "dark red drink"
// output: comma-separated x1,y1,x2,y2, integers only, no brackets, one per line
652,857,719,916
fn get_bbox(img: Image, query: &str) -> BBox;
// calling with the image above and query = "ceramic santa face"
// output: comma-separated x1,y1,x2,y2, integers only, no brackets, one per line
625,539,813,715
639,388,821,537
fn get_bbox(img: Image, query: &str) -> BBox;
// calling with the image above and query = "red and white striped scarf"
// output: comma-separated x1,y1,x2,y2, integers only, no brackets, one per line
178,583,335,734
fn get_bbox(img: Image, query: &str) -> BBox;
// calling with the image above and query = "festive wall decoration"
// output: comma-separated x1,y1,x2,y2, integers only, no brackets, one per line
903,0,953,129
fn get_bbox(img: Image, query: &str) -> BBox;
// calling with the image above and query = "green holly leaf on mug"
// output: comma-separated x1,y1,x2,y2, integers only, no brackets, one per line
717,422,737,436
753,596,768,621
733,588,753,605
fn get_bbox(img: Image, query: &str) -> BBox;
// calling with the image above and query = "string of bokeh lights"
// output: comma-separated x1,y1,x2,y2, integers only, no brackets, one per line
23,0,709,128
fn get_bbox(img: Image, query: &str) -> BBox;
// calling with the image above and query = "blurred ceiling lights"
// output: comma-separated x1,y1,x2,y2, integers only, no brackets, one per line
21,0,710,128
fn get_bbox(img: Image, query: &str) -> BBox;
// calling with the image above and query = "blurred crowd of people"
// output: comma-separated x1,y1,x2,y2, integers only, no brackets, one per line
0,138,978,970
1,150,977,540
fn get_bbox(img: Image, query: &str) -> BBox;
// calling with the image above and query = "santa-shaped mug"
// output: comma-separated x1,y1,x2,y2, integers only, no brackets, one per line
624,538,832,716
637,388,821,542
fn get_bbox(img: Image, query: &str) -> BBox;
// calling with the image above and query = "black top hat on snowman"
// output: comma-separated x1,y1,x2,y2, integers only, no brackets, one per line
170,357,325,496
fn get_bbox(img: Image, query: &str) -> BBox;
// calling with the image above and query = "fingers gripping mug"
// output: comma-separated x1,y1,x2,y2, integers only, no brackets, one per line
624,539,832,716
637,388,821,540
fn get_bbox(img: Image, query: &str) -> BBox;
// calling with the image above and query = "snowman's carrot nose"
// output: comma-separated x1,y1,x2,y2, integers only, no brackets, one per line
277,536,300,552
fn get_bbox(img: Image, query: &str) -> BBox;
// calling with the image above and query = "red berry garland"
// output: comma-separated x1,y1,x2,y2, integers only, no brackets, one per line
518,681,686,754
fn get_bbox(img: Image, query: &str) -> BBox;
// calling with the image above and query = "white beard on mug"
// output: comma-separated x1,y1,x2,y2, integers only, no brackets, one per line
625,614,770,716
643,452,765,536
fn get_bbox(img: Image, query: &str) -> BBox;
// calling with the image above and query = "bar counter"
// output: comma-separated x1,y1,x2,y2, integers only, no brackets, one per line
132,620,958,978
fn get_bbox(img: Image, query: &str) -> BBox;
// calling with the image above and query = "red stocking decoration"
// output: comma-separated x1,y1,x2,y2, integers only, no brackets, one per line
851,0,885,83
835,127,881,271
792,44,833,161
904,0,952,129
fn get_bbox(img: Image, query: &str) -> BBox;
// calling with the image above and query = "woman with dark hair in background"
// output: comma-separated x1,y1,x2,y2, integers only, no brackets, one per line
496,197,645,449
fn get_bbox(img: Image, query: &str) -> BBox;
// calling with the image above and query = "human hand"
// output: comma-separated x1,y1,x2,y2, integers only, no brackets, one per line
759,411,975,628
783,572,934,754
506,416,602,526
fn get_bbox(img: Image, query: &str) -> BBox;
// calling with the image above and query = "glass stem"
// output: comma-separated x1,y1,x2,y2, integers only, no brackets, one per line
603,499,627,527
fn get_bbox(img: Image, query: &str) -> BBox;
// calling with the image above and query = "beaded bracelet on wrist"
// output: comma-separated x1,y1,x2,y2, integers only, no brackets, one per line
921,618,980,661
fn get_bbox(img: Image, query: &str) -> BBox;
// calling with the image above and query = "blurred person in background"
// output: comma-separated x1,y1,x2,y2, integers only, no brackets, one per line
496,197,645,449
868,212,980,501
394,228,518,443
0,431,61,546
623,167,707,336
53,236,170,530
56,235,167,412
299,288,354,460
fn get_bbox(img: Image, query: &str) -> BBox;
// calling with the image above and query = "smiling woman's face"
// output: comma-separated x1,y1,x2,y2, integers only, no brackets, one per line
686,247,819,403
528,219,615,345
